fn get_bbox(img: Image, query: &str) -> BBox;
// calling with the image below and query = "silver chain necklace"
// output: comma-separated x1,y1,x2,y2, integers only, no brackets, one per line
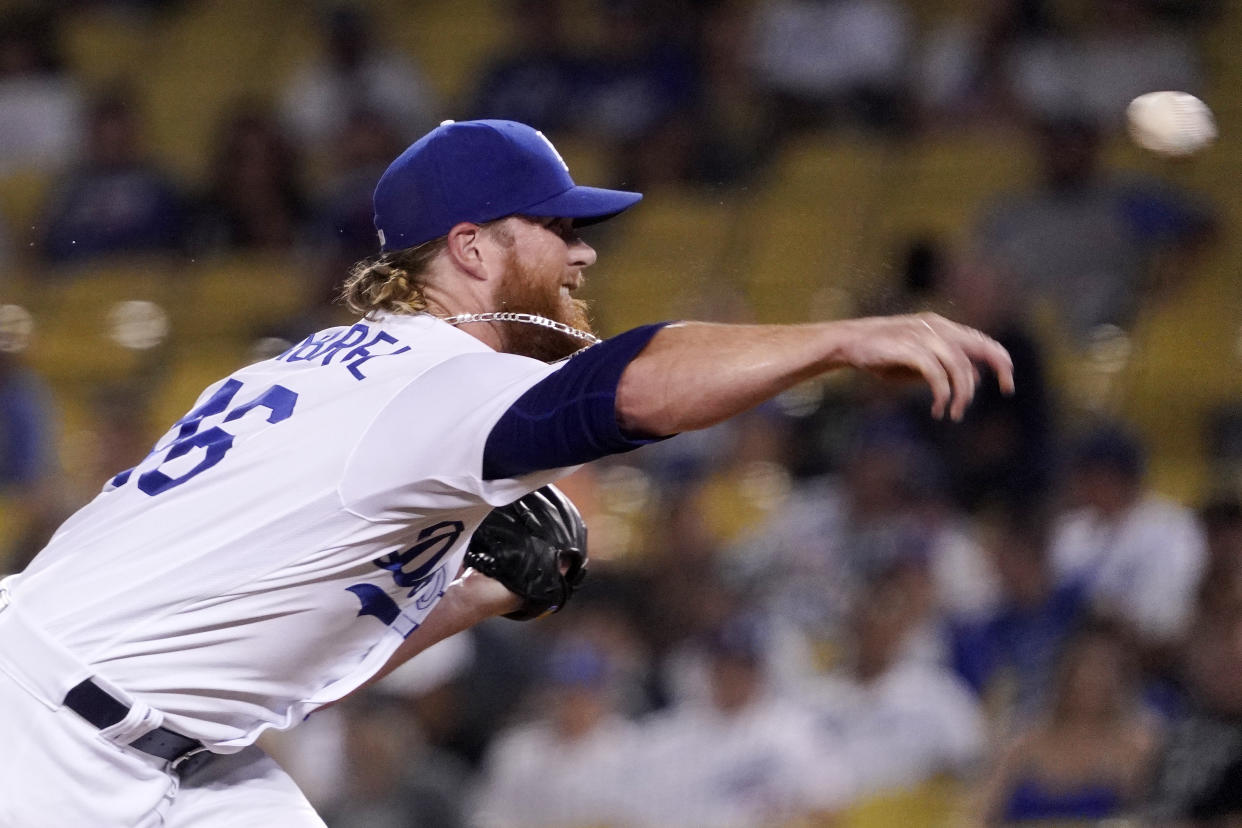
440,312,601,345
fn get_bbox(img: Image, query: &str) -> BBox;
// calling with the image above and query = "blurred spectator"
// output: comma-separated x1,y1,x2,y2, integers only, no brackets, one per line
684,0,771,185
975,116,1217,343
313,109,401,274
974,625,1159,823
748,0,911,134
575,0,701,187
727,424,998,666
472,637,640,828
1051,423,1207,650
1197,498,1242,618
279,5,437,151
1008,0,1201,128
470,0,582,134
190,102,308,254
951,505,1089,726
916,0,1055,127
39,90,185,264
626,613,850,826
318,690,472,828
804,564,985,804
1146,596,1242,822
0,9,82,176
264,633,476,812
912,245,1056,512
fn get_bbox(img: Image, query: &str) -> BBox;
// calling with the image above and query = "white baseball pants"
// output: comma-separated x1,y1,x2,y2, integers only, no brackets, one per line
0,593,325,827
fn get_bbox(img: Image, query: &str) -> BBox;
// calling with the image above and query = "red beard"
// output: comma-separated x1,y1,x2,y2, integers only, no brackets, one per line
493,251,595,362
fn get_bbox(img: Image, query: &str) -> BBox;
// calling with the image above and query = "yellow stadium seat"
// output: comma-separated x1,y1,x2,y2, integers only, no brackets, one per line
369,0,507,105
137,0,317,185
60,8,157,87
178,253,315,341
0,167,53,237
740,136,898,322
149,344,253,432
878,131,1032,248
838,776,964,828
586,186,739,333
23,258,176,384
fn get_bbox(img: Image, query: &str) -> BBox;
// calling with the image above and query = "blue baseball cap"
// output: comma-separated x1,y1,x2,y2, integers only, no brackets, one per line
373,119,643,251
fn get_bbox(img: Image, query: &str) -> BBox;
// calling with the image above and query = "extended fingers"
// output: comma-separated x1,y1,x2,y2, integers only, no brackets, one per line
905,344,952,420
917,315,1015,418
927,331,977,421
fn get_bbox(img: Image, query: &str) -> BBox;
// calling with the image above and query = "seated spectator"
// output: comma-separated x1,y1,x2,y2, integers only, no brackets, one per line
727,424,997,666
902,243,1056,513
39,90,185,264
317,690,473,828
916,0,1055,127
1008,0,1201,129
0,9,82,176
685,0,772,185
1146,593,1242,822
748,0,912,134
627,613,850,826
805,564,985,803
951,505,1089,726
1051,424,1207,654
279,5,437,150
471,637,640,828
974,625,1159,823
1195,497,1242,619
470,0,583,133
313,108,401,271
975,116,1217,343
575,0,701,187
191,102,308,254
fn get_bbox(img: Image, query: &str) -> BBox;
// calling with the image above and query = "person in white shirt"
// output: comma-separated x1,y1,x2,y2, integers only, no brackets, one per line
471,636,640,828
627,614,855,827
1050,423,1207,647
803,560,985,803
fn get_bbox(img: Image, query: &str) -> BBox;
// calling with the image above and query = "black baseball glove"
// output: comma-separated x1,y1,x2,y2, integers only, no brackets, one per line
464,485,588,621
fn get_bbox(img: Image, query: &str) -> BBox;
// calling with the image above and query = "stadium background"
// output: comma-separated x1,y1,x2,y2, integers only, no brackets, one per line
1,0,1241,825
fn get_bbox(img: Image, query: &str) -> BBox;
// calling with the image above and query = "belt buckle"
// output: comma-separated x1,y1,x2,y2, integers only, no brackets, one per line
170,745,211,775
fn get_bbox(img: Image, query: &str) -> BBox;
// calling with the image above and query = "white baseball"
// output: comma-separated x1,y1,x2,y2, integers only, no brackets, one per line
1126,91,1217,157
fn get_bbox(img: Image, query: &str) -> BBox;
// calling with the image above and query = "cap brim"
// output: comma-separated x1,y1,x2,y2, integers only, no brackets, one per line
521,185,643,226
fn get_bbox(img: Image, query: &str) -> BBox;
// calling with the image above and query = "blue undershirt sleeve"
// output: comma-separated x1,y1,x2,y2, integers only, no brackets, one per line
482,322,674,480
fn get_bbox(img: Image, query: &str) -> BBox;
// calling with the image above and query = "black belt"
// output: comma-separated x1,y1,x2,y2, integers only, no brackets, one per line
64,678,211,772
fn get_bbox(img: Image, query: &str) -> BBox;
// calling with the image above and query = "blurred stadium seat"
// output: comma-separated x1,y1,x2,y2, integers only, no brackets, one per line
741,135,895,322
19,259,174,384
179,253,313,340
838,777,963,828
587,187,740,334
0,166,52,241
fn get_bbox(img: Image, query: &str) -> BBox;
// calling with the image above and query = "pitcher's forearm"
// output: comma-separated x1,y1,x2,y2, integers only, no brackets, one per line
615,321,853,435
615,314,1014,435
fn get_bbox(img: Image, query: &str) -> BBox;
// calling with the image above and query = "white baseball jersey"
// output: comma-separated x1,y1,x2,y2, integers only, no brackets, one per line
8,312,574,747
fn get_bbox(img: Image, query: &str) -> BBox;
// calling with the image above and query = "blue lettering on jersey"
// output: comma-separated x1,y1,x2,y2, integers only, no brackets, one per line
276,323,411,380
109,380,300,496
347,520,463,636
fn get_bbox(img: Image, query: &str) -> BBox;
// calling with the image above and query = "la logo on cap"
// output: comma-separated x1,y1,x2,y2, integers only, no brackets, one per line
535,130,569,173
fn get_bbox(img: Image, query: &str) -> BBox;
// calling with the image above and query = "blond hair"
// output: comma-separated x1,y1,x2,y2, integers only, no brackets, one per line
338,238,447,316
339,219,516,317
